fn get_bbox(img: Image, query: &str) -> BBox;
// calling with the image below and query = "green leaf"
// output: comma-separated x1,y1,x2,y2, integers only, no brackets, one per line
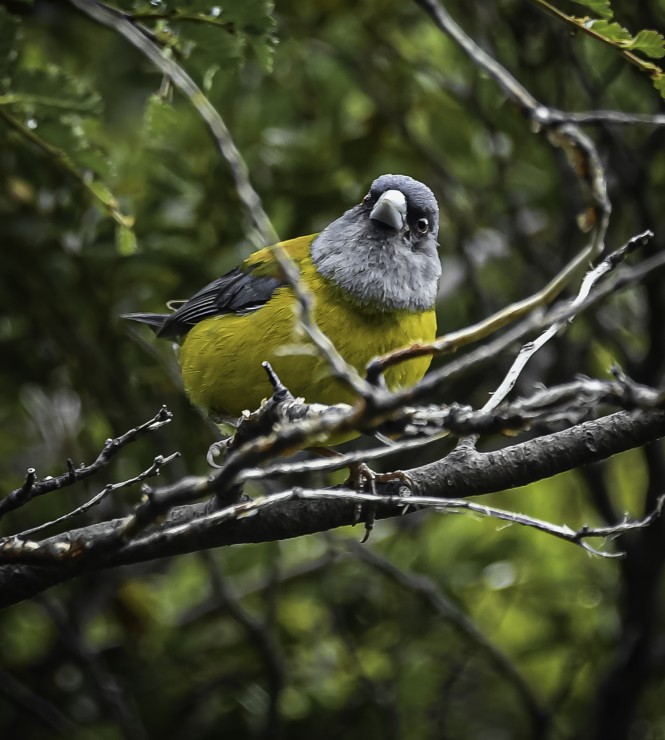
587,20,631,44
3,64,110,181
625,29,665,60
571,0,613,19
224,0,277,71
88,179,118,208
116,224,138,255
651,70,665,100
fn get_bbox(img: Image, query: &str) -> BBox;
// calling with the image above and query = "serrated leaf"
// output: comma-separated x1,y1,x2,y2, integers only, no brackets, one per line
89,180,118,208
571,0,613,19
87,180,133,228
587,20,632,44
626,29,665,60
116,224,138,255
0,7,21,84
651,71,665,100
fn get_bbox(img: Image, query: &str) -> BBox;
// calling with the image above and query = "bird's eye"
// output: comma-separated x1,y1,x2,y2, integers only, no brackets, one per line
416,217,429,234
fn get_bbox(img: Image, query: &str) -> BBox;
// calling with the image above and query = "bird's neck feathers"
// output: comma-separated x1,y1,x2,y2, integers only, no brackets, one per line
310,207,441,313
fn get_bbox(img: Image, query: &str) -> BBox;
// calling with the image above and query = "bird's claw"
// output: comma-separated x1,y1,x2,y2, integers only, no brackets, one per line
207,439,230,467
348,463,415,543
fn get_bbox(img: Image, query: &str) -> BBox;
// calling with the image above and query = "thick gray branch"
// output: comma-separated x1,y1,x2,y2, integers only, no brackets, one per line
411,408,665,497
1,408,664,608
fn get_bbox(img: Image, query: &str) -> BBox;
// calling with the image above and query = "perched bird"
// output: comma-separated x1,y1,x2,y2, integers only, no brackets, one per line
125,174,441,425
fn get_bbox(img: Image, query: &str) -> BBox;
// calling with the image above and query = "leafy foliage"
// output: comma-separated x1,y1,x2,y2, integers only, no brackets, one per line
115,0,277,72
572,0,613,19
549,0,665,97
587,20,665,59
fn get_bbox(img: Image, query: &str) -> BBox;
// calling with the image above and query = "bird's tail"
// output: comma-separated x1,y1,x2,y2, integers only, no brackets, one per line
121,312,168,335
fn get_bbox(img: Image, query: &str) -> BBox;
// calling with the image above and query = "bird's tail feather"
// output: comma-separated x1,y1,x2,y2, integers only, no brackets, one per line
122,312,168,335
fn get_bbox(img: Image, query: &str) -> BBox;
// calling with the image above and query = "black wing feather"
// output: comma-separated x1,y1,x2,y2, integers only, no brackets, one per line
156,267,283,338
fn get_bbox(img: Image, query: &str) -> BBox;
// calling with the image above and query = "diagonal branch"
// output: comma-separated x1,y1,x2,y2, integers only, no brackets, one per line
67,0,277,248
0,407,172,519
482,230,653,414
15,452,180,539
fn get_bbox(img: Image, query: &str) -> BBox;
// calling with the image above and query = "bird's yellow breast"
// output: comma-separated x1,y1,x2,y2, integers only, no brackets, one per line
179,256,436,419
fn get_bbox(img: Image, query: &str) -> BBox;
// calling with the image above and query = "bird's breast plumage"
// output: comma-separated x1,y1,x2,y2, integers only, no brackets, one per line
179,253,437,419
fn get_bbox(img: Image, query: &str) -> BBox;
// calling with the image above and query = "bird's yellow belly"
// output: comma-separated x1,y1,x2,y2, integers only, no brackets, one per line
179,277,436,419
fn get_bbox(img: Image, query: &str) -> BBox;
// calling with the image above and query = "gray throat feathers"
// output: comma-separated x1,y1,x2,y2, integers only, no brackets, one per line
310,209,441,313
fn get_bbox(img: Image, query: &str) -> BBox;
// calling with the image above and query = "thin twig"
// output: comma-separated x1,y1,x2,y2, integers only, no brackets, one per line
268,245,377,400
394,246,665,410
15,452,180,539
0,407,172,519
5,486,661,566
483,230,653,413
164,488,665,558
549,110,665,126
232,373,665,486
62,491,665,559
0,107,132,229
70,0,370,405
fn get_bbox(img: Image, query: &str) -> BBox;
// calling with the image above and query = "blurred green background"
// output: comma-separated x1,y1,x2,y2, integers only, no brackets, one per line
1,1,665,738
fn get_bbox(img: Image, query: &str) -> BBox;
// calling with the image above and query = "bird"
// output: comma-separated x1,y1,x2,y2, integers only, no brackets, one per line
125,174,441,428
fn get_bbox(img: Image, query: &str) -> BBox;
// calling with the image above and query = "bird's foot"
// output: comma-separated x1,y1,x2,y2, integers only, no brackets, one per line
348,463,415,543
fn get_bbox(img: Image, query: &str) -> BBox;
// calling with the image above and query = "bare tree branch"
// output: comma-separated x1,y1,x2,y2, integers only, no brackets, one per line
2,406,665,607
18,452,180,539
482,230,653,413
0,407,172,519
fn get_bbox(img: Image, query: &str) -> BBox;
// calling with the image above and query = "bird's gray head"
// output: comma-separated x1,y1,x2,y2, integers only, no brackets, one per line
310,174,441,312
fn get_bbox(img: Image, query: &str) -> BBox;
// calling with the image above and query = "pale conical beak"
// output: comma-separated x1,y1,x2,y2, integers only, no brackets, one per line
370,189,407,231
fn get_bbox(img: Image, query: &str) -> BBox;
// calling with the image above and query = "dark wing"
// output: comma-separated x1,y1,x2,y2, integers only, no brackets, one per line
155,267,283,338
124,236,315,338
